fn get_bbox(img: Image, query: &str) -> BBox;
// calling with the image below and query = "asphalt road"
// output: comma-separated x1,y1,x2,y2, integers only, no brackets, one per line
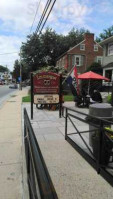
0,85,17,106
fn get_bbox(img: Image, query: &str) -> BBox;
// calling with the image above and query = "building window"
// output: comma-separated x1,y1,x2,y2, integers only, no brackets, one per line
94,44,98,51
76,57,80,65
75,55,81,66
97,56,102,65
80,44,85,50
108,43,113,55
72,55,82,66
105,70,112,81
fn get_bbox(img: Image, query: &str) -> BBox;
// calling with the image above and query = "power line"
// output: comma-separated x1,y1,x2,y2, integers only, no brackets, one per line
30,0,42,33
21,0,57,71
0,52,18,55
35,0,52,34
31,0,56,47
27,0,55,50
38,0,56,35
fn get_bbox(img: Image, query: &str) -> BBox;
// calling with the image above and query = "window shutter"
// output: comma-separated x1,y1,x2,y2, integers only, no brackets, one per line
81,56,84,66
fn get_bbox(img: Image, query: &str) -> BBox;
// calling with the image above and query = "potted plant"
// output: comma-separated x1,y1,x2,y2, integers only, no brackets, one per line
92,127,113,165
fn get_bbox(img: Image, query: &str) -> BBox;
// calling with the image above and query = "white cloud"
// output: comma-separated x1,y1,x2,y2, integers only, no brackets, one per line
46,0,92,34
0,35,23,71
0,0,112,71
48,0,92,22
0,0,92,70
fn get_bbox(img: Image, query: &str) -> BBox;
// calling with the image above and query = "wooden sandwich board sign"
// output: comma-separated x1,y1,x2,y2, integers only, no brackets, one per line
31,72,62,119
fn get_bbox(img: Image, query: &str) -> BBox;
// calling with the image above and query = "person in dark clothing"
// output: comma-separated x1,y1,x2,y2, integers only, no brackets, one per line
91,90,103,103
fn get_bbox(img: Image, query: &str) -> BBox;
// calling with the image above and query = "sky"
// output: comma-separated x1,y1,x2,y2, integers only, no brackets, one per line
0,0,113,71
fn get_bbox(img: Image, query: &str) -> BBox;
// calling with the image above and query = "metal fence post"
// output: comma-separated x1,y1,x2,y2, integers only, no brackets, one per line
65,108,68,140
97,120,103,174
111,81,113,106
24,112,33,198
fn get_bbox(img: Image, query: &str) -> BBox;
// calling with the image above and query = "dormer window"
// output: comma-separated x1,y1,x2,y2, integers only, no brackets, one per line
94,44,98,51
80,44,85,50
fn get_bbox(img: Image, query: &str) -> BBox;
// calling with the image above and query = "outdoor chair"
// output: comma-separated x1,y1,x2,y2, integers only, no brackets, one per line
74,95,90,108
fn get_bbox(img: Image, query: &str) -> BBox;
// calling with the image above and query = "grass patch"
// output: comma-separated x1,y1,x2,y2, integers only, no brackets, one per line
63,95,74,101
107,94,111,103
22,95,74,103
22,95,31,102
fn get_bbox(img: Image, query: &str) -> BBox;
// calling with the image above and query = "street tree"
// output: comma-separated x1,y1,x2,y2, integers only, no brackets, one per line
0,65,9,72
96,25,113,42
16,27,90,79
13,60,20,81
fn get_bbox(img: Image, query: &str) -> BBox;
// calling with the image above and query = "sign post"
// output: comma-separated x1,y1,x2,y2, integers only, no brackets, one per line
59,75,62,118
31,72,62,119
31,73,33,119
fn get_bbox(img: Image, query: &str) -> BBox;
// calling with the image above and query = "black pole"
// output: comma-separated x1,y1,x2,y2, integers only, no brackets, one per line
97,120,103,174
31,73,33,120
111,81,113,106
65,108,68,140
59,74,62,118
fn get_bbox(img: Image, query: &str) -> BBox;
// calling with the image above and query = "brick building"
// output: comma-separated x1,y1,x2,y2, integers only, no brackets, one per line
56,33,103,74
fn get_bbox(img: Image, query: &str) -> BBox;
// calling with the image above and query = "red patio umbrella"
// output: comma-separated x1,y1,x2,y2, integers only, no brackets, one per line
78,71,109,81
78,71,109,94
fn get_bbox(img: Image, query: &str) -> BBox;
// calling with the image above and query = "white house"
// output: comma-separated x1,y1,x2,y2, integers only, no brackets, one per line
100,36,113,86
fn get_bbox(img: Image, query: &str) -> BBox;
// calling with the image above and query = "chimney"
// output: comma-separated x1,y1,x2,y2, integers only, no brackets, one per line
84,33,94,42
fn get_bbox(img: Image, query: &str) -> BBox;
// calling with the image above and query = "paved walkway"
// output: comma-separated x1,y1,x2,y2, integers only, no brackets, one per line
0,89,28,199
23,102,113,199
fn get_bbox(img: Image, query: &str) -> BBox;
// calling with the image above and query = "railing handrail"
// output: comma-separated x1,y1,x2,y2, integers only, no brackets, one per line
64,106,113,186
63,105,113,125
24,108,58,199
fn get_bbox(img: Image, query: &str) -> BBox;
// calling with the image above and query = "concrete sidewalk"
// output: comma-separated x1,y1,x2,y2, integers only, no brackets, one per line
23,103,113,199
0,89,28,199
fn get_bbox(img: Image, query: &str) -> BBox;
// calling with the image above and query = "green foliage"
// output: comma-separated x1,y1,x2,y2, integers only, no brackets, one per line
107,94,112,103
22,95,74,102
13,60,20,81
33,65,68,76
86,62,102,74
96,25,113,42
18,27,90,79
63,95,74,101
22,95,31,102
13,59,30,81
0,65,9,72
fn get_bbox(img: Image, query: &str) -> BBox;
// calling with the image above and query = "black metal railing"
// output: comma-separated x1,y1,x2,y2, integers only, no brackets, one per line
63,106,113,187
24,108,58,199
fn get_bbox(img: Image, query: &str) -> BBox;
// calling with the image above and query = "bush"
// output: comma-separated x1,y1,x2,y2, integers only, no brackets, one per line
86,62,102,74
107,94,112,103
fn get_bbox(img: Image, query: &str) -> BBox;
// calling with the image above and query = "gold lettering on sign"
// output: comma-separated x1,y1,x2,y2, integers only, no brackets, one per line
36,75,57,80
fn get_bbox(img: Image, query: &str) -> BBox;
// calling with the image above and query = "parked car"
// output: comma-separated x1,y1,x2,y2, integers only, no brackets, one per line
9,84,18,89
0,82,3,85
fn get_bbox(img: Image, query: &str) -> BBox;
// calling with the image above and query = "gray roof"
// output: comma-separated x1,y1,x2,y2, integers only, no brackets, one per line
100,35,113,45
103,62,113,68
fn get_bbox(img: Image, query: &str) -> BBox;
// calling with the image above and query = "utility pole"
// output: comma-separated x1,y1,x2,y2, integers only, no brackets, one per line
19,50,22,90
